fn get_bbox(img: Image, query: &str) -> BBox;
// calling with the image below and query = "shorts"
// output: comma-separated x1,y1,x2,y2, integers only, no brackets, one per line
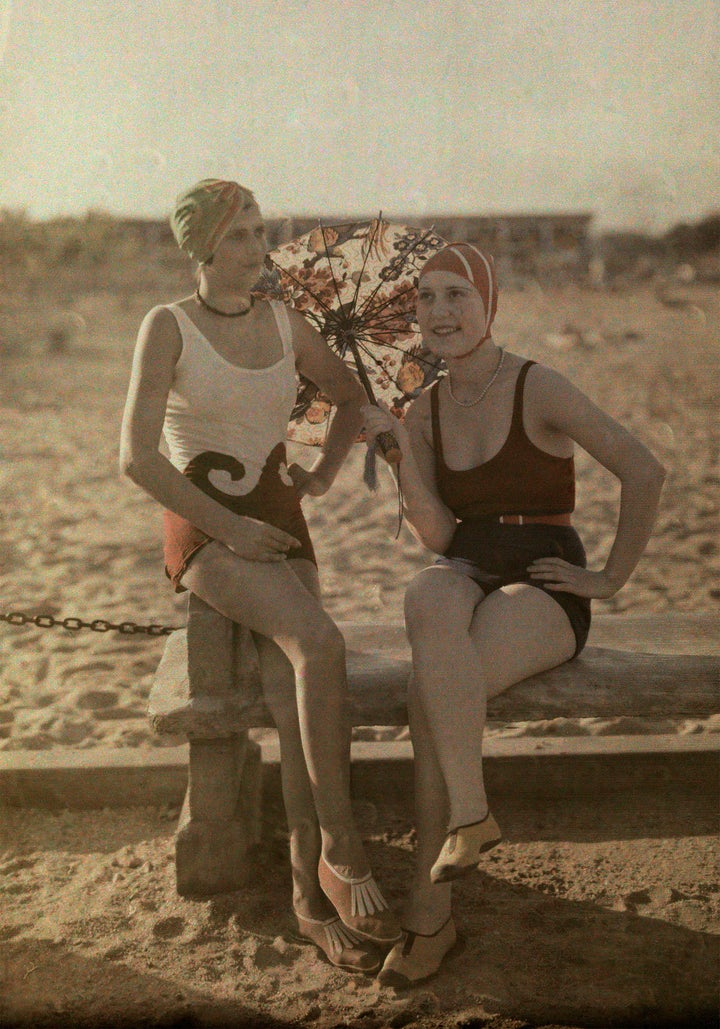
163,444,316,592
435,520,591,656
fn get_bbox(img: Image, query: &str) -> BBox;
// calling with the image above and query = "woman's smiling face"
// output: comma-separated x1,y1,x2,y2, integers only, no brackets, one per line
416,270,488,357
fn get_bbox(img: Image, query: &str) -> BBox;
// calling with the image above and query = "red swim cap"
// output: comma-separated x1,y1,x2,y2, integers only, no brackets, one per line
419,242,498,340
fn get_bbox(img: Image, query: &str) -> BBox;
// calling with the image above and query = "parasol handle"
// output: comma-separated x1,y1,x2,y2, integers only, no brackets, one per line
375,428,402,465
343,334,403,466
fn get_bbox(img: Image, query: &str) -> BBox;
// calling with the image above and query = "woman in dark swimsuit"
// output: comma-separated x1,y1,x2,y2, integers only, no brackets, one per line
363,243,665,986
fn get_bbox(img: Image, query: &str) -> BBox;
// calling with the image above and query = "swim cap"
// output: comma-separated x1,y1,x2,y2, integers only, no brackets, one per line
170,179,256,263
419,242,498,339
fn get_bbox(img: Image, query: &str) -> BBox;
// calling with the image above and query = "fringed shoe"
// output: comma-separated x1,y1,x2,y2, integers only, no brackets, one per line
292,913,381,974
318,855,401,944
429,811,502,884
377,917,459,987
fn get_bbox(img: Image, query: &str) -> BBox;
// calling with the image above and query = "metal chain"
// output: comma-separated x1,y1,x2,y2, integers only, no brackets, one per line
0,611,180,636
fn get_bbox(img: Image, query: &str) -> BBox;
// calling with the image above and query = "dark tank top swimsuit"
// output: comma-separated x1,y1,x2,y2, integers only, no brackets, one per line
431,360,591,655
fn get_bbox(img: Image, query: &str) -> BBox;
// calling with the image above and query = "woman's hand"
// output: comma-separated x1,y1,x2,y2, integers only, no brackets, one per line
528,558,620,599
362,402,410,454
227,516,301,562
287,462,331,498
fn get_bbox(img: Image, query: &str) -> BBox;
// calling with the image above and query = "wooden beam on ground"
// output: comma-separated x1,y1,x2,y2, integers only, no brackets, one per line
1,736,718,811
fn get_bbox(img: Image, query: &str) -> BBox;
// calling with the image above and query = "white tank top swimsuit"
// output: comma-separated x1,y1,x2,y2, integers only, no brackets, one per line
161,298,316,573
163,299,298,498
161,299,316,583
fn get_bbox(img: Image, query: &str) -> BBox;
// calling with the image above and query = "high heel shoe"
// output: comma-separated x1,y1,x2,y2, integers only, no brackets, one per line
291,912,381,974
318,855,402,944
377,916,459,987
429,811,502,884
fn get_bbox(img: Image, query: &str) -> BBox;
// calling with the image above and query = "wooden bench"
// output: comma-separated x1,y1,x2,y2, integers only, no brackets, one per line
148,595,720,897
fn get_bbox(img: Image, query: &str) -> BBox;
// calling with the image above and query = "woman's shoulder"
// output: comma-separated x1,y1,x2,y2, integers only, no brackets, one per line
282,302,310,331
518,357,585,426
520,357,574,392
136,303,183,357
142,298,188,323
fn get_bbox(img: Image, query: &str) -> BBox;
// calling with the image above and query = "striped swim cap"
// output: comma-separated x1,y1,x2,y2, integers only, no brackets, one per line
170,179,256,264
419,242,498,340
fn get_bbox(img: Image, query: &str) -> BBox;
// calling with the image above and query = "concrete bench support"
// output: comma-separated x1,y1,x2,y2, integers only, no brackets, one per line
163,594,264,898
176,735,262,897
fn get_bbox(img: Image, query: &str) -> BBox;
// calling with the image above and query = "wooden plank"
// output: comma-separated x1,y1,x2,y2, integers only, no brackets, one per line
341,642,719,722
583,613,720,656
2,738,717,810
149,613,719,735
339,613,720,658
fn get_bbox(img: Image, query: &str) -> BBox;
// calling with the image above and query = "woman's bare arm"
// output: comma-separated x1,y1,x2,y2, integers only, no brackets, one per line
287,308,365,496
363,394,457,554
527,365,666,598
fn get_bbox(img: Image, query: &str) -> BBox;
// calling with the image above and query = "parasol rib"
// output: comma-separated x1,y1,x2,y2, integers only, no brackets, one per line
320,221,351,314
350,226,442,323
346,213,383,321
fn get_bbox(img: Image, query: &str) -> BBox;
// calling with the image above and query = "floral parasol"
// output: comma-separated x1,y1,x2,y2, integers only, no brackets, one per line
255,217,448,452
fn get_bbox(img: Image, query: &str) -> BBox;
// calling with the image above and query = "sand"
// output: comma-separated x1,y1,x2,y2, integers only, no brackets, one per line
1,791,719,1029
0,277,719,1026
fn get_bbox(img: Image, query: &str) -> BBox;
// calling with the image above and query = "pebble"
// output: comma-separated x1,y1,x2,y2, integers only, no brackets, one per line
248,942,292,970
73,689,119,710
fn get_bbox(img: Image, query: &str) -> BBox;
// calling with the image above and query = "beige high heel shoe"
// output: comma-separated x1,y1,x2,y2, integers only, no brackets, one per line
429,811,502,883
377,917,459,987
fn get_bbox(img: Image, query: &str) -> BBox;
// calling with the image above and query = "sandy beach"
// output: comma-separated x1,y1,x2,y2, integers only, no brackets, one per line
1,274,718,1026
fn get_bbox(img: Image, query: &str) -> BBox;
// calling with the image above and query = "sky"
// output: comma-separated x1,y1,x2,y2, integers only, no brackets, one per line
1,0,718,233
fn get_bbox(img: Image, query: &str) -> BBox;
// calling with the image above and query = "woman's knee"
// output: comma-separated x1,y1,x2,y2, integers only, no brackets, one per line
294,613,346,671
404,568,479,636
404,570,441,629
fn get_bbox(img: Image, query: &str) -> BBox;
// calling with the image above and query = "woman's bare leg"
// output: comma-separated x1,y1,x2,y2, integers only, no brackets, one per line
252,560,335,919
182,543,363,871
404,572,577,918
402,679,453,934
404,567,490,829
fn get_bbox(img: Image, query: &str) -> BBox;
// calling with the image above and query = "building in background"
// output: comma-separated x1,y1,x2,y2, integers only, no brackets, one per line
270,212,594,285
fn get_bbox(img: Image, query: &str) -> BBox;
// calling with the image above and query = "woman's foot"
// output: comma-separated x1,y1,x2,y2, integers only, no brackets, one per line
429,811,502,883
377,916,458,987
318,854,402,944
292,912,382,974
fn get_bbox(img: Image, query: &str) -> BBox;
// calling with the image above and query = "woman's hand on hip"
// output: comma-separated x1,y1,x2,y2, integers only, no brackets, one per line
527,558,619,599
227,516,301,562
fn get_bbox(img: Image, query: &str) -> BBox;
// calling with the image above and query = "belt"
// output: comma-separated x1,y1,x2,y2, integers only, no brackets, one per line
497,513,572,526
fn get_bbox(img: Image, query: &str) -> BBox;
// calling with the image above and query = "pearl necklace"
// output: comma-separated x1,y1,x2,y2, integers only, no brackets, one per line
447,349,505,408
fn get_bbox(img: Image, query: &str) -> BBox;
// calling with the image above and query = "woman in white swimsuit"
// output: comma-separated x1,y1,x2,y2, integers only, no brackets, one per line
120,179,400,973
